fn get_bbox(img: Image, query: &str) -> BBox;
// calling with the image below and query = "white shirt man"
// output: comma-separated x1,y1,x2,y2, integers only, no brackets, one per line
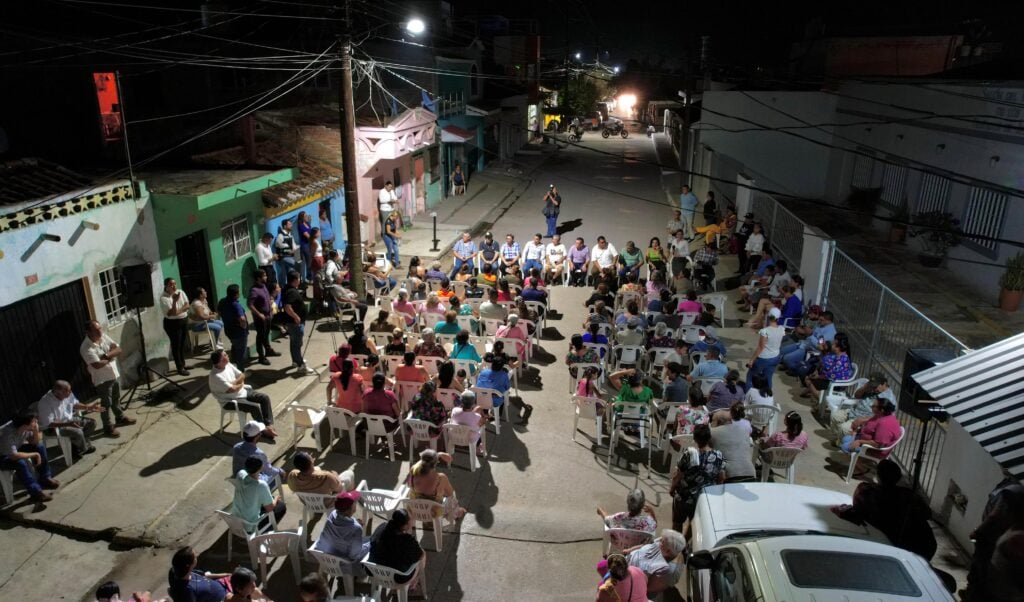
256,236,275,266
521,236,546,272
210,361,248,401
590,238,618,270
545,235,567,279
80,320,133,435
80,332,120,387
668,232,690,259
378,182,398,214
37,381,99,457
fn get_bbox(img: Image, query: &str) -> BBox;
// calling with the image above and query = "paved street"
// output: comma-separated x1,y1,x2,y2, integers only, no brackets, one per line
0,129,968,601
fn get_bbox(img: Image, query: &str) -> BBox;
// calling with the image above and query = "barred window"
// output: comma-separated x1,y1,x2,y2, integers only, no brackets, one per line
221,215,251,262
850,147,876,188
98,266,129,323
879,159,908,209
962,187,1008,253
915,173,952,215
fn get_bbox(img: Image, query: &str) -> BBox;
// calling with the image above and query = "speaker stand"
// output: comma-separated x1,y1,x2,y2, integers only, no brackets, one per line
121,306,185,410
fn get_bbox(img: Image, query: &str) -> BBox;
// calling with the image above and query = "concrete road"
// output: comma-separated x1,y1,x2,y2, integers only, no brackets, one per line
0,130,968,601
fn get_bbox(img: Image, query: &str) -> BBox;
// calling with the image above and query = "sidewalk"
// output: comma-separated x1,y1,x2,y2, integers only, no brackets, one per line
396,147,557,266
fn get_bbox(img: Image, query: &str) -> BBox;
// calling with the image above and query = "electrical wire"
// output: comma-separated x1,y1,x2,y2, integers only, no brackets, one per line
51,0,347,21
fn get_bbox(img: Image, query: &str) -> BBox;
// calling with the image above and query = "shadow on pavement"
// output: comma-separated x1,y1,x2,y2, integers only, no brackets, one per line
138,434,234,477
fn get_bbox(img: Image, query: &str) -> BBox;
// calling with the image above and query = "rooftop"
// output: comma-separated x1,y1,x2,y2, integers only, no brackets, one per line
0,158,94,207
142,169,281,197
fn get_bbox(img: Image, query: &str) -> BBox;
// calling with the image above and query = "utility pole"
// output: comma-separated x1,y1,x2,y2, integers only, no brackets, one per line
339,0,365,298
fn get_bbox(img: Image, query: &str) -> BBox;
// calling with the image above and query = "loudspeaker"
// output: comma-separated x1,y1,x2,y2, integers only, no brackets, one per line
899,348,957,421
121,263,154,309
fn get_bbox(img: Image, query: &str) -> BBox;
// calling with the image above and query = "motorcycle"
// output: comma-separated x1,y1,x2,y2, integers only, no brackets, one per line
601,120,628,139
568,125,584,143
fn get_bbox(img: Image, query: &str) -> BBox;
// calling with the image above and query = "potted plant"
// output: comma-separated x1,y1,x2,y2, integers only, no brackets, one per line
908,211,963,267
889,203,910,243
999,252,1024,312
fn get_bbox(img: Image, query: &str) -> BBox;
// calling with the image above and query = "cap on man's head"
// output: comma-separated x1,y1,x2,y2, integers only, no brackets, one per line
242,421,266,438
744,212,754,219
485,231,493,238
335,490,362,511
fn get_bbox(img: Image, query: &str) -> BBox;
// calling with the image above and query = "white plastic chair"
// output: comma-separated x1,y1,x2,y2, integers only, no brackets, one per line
571,395,605,447
363,559,423,602
449,358,479,381
370,331,392,348
189,321,216,354
455,314,478,335
450,280,468,299
420,312,444,331
603,525,654,555
698,293,727,327
295,492,337,541
582,342,610,367
394,380,421,413
846,426,906,483
425,278,445,292
417,355,444,377
652,400,687,453
697,378,723,398
759,447,802,483
355,479,409,524
443,423,483,471
524,300,548,330
306,546,358,598
402,497,445,551
471,386,508,435
359,414,399,461
816,366,863,417
0,467,15,504
606,401,653,475
569,362,603,394
645,348,675,384
403,416,438,461
290,402,327,452
481,318,503,336
665,433,696,468
745,404,781,436
325,406,362,455
678,312,700,326
43,427,74,467
215,509,273,567
213,390,264,435
252,525,304,585
677,325,703,344
435,333,456,348
435,388,461,412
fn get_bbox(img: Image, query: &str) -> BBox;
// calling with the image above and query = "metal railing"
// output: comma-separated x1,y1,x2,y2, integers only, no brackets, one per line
752,193,805,273
822,248,968,498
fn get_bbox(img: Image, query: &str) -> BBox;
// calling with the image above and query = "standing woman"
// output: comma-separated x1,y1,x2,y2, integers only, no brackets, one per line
542,184,561,238
297,210,313,283
745,310,785,391
741,223,765,275
646,237,668,275
450,163,466,196
309,227,324,299
160,278,191,376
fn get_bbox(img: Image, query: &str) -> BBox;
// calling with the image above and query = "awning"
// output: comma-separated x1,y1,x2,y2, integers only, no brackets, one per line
441,125,476,144
913,332,1024,479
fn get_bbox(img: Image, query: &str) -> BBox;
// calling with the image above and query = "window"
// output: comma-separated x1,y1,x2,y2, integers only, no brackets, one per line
782,550,921,596
429,146,440,183
221,215,251,262
98,266,130,323
711,548,757,602
962,187,1008,253
879,159,908,209
915,173,951,214
850,147,875,189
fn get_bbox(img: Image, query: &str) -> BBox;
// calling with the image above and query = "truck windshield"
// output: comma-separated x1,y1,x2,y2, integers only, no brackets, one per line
781,550,922,596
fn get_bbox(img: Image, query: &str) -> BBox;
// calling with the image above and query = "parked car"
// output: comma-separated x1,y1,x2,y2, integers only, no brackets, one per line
687,484,954,601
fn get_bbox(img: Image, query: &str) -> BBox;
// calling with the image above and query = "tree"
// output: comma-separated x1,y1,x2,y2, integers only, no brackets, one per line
566,76,599,116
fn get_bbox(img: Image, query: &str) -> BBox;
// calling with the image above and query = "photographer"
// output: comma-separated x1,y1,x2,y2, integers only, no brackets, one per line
829,373,894,444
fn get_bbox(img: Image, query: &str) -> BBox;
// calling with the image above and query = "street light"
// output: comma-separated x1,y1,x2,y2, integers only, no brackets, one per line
406,18,425,35
574,52,581,60
613,66,620,74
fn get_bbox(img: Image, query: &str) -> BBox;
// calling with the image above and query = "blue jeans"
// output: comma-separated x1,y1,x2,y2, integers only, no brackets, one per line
0,443,51,496
618,264,641,281
840,435,858,453
300,247,312,280
191,320,223,344
523,259,543,275
287,322,305,366
780,343,808,372
746,355,781,390
278,257,296,283
383,234,400,267
546,215,558,237
229,334,248,367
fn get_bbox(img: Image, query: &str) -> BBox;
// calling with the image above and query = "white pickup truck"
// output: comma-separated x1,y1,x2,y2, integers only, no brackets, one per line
685,483,954,601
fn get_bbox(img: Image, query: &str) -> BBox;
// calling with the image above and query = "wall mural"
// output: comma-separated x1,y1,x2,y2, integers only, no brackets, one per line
0,184,134,234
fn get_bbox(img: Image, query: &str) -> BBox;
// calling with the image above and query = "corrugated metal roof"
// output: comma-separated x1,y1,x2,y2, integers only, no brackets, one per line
913,332,1024,479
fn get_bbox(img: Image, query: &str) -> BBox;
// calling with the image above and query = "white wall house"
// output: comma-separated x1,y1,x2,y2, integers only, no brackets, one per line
0,160,165,417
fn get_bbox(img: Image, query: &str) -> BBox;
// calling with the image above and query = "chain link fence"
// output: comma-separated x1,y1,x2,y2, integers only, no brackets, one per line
752,194,805,273
822,248,968,497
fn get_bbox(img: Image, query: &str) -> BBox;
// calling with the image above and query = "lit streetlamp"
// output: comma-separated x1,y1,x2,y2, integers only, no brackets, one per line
406,18,425,35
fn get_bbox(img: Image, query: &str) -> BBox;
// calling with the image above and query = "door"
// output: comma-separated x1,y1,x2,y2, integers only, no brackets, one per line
414,155,426,213
175,230,213,300
0,280,93,419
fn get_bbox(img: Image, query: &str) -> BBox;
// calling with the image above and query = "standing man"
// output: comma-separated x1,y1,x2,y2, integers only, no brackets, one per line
255,232,278,287
248,269,278,367
80,320,135,437
382,209,402,269
160,278,190,376
297,211,313,283
377,181,398,236
567,237,591,287
283,271,315,374
678,184,699,237
318,207,335,251
500,234,521,275
478,231,500,274
542,184,561,238
0,413,60,503
521,233,546,275
450,232,478,278
274,219,299,286
544,234,567,284
37,380,99,459
218,284,249,368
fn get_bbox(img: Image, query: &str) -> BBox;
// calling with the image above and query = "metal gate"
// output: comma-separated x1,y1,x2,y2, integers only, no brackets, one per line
0,280,93,420
822,248,968,497
751,193,805,273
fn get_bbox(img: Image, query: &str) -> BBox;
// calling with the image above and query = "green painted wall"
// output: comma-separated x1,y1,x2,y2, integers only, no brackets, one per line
151,191,266,301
